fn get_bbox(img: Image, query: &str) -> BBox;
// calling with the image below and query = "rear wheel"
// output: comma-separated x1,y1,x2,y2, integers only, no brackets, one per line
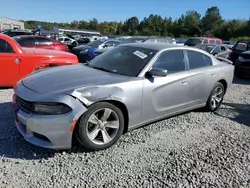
205,82,225,112
76,102,124,151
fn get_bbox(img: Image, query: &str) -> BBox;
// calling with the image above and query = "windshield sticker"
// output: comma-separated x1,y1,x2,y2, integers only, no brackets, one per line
133,50,148,59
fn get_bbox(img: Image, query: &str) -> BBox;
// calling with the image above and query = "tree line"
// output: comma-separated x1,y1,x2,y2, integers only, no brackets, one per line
23,6,250,41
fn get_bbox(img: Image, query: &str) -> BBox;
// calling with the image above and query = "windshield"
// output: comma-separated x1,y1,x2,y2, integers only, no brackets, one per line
121,38,147,44
87,40,106,47
88,45,157,77
196,45,215,53
185,38,202,46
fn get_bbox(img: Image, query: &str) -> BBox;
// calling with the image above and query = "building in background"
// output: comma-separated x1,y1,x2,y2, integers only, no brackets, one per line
53,27,101,37
0,18,24,31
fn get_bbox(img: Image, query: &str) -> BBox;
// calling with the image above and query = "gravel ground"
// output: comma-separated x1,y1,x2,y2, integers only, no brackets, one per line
0,77,250,188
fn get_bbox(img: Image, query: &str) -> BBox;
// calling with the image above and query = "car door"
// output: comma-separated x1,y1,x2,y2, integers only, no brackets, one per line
0,39,20,86
35,37,54,50
210,45,221,56
142,50,190,121
218,45,229,59
230,42,249,63
184,50,218,106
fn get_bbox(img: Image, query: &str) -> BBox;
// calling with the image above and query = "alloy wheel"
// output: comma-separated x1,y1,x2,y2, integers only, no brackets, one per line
210,86,224,109
86,108,120,145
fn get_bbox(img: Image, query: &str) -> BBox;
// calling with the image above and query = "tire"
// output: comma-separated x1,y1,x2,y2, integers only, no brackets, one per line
205,82,225,112
76,102,124,151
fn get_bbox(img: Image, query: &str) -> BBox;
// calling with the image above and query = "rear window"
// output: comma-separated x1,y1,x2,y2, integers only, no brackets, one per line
35,37,53,45
18,38,36,46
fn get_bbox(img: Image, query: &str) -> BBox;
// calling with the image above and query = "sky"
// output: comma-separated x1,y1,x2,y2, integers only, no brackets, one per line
1,0,250,23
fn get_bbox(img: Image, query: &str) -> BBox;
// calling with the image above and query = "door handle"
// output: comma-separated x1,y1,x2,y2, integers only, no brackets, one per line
15,58,21,64
182,80,188,85
211,73,216,76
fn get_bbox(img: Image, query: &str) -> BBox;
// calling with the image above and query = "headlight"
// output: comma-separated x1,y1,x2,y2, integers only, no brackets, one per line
80,49,88,54
34,103,72,115
238,56,244,62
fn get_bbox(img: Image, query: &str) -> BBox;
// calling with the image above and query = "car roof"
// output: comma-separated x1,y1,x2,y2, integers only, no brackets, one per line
14,35,47,38
197,44,221,46
129,36,172,39
187,37,222,40
121,43,213,56
121,42,183,51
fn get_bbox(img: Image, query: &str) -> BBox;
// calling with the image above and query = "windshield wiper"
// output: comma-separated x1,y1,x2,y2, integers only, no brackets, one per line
89,66,114,73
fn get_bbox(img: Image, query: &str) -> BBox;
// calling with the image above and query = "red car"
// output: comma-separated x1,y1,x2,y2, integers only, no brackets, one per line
13,35,69,52
0,34,79,87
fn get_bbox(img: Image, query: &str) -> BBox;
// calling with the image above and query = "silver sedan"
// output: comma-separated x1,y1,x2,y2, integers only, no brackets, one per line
12,43,234,151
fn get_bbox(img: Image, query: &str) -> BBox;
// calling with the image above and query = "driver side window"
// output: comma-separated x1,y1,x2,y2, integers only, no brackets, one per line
152,50,186,74
0,39,14,53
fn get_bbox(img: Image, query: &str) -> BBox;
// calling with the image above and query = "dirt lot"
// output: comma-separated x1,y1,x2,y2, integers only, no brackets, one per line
0,77,250,188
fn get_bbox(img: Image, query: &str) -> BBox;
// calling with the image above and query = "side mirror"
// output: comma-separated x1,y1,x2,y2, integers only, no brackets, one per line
103,44,107,48
147,68,168,77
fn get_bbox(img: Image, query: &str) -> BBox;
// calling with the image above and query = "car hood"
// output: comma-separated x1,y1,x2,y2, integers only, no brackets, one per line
94,48,110,53
23,47,75,56
22,64,133,94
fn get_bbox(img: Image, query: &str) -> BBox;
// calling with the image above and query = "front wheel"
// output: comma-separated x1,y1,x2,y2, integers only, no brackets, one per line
76,102,124,151
205,82,225,112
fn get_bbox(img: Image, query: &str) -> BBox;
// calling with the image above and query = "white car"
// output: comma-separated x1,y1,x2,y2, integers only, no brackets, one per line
58,36,78,46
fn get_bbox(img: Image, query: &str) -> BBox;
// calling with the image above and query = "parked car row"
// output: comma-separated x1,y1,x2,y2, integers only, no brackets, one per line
72,36,176,62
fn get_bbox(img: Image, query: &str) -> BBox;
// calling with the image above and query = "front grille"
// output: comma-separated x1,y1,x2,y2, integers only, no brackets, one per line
16,96,34,113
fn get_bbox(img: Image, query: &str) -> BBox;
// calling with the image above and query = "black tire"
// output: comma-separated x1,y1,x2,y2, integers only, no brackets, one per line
205,82,225,112
76,102,124,151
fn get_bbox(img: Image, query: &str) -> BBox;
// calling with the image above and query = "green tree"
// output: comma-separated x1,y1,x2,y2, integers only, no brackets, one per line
123,16,139,35
183,11,201,36
89,18,99,30
201,6,223,36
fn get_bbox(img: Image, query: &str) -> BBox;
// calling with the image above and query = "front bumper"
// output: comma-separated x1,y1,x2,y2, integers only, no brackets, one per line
71,52,91,63
12,93,87,150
